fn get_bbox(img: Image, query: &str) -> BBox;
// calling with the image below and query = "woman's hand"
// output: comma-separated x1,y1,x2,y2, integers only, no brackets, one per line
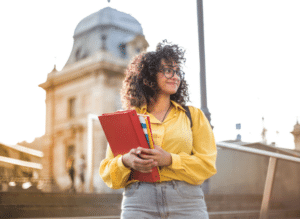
122,148,158,173
137,145,172,167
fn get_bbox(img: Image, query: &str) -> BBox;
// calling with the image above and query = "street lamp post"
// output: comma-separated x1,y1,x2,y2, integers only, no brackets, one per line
197,0,212,127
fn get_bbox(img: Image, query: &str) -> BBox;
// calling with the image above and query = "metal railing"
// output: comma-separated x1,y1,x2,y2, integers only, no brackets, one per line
216,141,300,219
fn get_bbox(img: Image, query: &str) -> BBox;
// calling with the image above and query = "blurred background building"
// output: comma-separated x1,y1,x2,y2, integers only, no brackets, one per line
18,7,148,193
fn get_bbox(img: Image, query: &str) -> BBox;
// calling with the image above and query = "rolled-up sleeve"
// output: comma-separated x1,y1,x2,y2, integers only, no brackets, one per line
99,145,132,189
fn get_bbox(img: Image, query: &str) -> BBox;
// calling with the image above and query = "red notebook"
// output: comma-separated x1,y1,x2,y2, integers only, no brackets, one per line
98,110,160,182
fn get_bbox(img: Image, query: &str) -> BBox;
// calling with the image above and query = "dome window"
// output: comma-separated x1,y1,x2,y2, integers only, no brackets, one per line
119,43,127,58
75,47,82,61
75,47,88,61
101,35,107,50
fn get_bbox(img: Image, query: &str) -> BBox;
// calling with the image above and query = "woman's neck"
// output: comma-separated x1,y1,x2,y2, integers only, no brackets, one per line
148,94,171,114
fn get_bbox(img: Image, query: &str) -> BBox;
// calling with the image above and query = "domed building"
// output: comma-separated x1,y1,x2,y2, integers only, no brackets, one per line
64,7,147,68
37,7,148,193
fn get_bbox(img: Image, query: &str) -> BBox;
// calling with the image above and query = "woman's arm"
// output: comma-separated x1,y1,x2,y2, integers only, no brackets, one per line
99,146,131,189
139,107,217,185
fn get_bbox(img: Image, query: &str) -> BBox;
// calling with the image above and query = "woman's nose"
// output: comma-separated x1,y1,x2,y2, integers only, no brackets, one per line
172,72,180,80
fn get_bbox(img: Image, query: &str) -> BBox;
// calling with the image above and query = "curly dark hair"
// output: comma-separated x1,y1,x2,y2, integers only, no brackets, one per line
121,40,189,110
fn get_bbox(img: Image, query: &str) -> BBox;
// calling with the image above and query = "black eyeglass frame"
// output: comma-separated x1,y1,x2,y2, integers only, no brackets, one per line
159,68,185,79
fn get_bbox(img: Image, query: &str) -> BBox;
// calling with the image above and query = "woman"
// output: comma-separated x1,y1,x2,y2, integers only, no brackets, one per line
100,40,217,218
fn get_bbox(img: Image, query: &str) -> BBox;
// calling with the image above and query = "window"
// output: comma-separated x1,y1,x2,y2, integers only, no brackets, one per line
68,98,76,118
0,167,5,178
0,145,9,157
101,35,107,50
19,152,30,162
75,47,82,61
119,43,126,58
75,47,88,60
67,145,75,158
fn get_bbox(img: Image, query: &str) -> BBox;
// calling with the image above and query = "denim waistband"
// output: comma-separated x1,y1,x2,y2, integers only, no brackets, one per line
129,180,202,189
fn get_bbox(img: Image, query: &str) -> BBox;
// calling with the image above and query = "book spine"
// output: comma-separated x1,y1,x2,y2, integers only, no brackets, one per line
138,115,150,145
129,111,149,149
145,117,155,149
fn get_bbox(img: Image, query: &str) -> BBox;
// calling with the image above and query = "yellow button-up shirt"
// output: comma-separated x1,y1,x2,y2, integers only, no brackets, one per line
99,101,217,189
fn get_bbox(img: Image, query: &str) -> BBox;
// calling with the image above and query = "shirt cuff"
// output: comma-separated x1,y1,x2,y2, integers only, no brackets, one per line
117,155,131,171
169,153,183,169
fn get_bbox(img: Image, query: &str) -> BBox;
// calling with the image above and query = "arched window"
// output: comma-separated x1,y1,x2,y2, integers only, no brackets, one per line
75,47,82,61
119,43,126,58
68,97,76,118
101,35,107,50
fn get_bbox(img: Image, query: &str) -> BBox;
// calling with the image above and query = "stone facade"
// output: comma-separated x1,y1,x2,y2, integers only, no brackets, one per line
30,7,148,193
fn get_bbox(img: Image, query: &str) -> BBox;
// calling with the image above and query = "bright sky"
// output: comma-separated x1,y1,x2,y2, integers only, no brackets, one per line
0,0,299,149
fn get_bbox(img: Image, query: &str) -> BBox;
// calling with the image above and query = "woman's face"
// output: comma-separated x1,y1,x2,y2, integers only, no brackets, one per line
156,59,181,96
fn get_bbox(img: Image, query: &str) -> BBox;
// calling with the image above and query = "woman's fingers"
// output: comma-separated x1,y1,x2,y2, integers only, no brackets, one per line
131,156,157,172
125,147,160,172
137,147,157,155
133,156,155,166
123,147,159,172
139,153,155,160
130,148,140,155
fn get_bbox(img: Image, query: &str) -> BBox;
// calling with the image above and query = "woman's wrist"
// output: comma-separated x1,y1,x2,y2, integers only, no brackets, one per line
165,152,172,166
121,154,130,168
159,151,172,167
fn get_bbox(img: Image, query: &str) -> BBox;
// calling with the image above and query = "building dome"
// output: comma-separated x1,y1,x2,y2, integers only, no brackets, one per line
63,7,146,68
74,7,143,37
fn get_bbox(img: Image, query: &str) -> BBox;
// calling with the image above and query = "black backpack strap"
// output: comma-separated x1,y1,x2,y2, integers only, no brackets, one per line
183,106,193,128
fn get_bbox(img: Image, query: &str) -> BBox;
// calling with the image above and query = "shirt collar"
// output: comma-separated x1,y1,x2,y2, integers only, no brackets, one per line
136,100,186,114
170,100,186,112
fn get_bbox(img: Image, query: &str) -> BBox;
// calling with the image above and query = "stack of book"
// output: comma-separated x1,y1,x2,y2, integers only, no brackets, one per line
98,110,160,182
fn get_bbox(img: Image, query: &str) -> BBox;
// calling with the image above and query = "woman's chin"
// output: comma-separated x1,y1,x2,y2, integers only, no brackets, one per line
167,90,178,95
158,87,179,96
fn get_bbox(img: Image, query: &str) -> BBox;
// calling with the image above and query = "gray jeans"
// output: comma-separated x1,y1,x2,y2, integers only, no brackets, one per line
121,181,209,219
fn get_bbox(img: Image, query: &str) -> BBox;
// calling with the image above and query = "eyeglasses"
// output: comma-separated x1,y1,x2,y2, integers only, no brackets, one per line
159,67,185,79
